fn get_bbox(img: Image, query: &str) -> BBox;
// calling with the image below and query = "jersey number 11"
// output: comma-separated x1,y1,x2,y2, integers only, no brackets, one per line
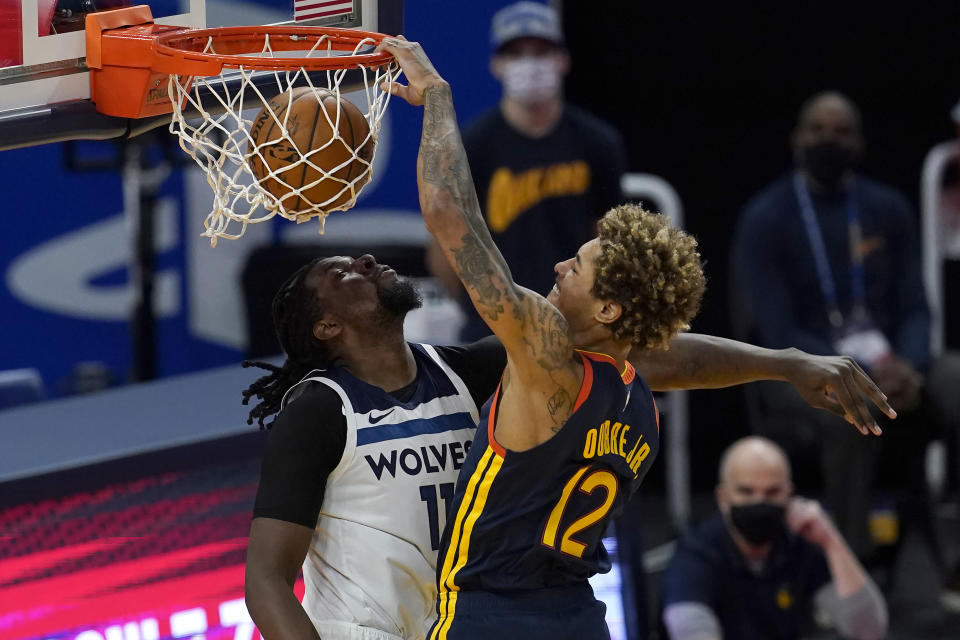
420,482,456,551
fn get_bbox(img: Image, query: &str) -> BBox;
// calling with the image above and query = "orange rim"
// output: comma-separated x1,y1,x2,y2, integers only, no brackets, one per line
152,26,394,75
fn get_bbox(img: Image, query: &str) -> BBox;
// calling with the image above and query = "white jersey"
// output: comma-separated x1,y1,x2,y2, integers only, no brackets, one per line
280,344,480,640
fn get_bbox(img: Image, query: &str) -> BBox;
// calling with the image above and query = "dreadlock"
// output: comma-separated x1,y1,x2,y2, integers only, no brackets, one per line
241,257,334,429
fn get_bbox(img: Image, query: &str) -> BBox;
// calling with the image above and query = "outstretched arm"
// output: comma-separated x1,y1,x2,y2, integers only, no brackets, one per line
632,334,895,435
379,37,581,430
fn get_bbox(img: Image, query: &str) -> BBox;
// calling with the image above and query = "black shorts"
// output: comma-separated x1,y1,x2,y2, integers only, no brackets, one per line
427,581,610,640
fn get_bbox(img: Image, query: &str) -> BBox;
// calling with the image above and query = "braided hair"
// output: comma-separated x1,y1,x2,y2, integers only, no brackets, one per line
242,257,333,428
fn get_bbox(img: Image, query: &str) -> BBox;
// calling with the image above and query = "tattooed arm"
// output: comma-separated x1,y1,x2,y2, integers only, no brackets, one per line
378,38,582,438
631,334,892,435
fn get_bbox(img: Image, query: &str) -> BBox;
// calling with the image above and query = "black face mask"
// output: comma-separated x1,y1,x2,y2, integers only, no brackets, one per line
729,502,786,545
799,141,857,190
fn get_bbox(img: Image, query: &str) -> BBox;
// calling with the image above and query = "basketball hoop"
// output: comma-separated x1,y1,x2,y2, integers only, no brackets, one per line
86,7,400,246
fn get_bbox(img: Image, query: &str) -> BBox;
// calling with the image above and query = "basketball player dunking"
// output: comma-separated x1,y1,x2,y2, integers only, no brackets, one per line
379,37,893,640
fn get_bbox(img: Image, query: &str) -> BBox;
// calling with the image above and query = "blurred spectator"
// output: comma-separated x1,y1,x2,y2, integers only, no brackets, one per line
0,368,45,409
426,0,627,342
57,361,116,396
731,92,960,592
663,437,888,640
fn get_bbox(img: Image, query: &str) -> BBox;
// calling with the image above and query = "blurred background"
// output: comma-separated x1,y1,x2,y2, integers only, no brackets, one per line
1,1,959,639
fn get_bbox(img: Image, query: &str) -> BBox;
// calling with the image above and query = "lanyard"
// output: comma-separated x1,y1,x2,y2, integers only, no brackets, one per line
792,172,866,329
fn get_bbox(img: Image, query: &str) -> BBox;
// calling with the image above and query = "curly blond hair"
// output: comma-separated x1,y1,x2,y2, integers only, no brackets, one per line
592,204,706,350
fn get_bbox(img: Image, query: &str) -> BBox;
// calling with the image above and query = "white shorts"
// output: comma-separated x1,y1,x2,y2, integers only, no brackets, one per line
312,620,407,640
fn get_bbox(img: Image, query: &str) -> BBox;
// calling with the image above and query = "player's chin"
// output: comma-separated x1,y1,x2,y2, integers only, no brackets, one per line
378,276,423,314
546,287,559,306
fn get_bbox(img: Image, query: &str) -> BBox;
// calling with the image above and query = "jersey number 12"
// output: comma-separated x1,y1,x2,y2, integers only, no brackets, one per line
541,466,619,558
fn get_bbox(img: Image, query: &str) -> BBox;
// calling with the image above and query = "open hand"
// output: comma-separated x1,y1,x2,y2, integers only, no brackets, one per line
376,36,448,106
783,351,895,436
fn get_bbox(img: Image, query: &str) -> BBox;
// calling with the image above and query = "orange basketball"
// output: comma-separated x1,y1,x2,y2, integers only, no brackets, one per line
248,87,373,214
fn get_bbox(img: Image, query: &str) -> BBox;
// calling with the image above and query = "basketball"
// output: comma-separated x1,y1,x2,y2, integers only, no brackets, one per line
248,87,374,214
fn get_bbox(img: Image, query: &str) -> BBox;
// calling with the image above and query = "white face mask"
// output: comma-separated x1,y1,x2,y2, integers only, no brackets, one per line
501,56,562,104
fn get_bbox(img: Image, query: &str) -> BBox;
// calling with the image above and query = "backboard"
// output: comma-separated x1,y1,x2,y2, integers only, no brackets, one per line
0,0,402,150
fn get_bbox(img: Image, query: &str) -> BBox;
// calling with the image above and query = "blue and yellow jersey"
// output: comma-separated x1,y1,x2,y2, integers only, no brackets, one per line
434,350,659,600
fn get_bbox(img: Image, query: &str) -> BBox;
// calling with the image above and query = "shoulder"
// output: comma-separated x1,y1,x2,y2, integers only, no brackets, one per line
259,381,347,487
664,515,728,602
573,353,652,418
672,515,729,566
282,377,342,409
563,104,621,139
579,351,642,386
271,380,344,437
578,352,629,392
736,176,797,247
463,107,506,141
563,104,624,150
666,516,734,582
740,175,795,224
433,336,507,370
855,175,914,219
254,381,345,527
856,174,908,203
428,337,506,409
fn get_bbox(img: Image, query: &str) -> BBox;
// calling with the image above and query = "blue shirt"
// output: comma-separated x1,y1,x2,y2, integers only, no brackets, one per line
732,173,931,371
663,514,831,640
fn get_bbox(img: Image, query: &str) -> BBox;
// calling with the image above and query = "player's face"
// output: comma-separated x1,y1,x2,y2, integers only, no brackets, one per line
547,239,604,325
308,255,421,324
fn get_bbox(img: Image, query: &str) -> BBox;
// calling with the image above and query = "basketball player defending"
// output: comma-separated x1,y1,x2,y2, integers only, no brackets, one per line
378,37,893,640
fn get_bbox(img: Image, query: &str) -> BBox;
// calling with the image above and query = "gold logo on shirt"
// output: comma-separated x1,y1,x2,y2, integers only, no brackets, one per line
859,236,886,259
776,586,793,610
486,161,591,232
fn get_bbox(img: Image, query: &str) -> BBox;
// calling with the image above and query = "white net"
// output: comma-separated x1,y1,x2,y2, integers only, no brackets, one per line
167,33,399,246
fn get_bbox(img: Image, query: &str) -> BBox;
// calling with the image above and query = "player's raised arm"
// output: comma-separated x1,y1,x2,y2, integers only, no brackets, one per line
379,38,581,404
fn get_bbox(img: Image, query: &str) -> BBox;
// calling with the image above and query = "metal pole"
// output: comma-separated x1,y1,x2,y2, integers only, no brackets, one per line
123,136,171,382
620,173,692,534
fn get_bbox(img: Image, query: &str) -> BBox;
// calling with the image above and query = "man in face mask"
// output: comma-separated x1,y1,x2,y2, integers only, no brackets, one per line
731,92,960,586
425,0,628,343
662,437,888,640
792,92,864,193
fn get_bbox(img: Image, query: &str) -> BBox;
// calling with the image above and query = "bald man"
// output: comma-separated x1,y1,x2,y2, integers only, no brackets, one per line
662,437,887,640
730,90,946,560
